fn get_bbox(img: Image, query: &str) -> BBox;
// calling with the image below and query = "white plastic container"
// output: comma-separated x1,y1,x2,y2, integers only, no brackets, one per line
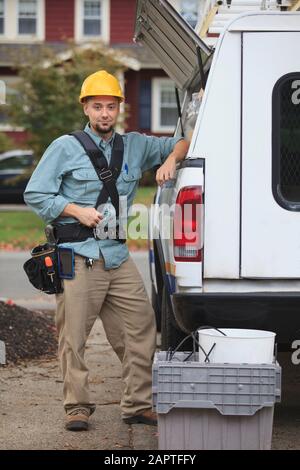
198,328,276,364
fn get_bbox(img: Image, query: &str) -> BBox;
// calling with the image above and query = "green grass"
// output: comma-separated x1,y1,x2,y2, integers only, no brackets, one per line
0,211,45,250
132,186,156,206
0,186,156,251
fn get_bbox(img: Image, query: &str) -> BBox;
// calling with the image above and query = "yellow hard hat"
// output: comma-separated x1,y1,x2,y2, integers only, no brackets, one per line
79,70,124,103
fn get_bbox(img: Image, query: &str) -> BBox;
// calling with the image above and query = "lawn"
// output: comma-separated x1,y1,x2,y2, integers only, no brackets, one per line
0,186,157,251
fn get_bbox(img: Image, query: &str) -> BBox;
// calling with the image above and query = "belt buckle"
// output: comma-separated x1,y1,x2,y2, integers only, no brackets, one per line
99,169,113,181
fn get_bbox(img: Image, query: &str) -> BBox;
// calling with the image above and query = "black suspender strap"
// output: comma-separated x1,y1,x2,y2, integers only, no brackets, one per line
69,130,124,217
52,130,126,245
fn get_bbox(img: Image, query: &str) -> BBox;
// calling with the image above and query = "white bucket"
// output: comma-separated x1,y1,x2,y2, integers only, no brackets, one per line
198,328,276,364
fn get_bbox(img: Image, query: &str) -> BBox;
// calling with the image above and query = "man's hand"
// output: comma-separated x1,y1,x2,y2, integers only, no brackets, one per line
61,204,102,227
156,155,176,186
76,207,103,228
156,139,189,186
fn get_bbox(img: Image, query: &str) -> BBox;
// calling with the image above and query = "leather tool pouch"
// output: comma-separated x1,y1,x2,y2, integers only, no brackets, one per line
23,243,63,295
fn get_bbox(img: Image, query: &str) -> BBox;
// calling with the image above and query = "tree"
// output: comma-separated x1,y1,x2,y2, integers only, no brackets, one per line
8,44,126,161
0,132,14,153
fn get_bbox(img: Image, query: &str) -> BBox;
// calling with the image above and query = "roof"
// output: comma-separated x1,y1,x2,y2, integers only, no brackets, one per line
0,43,69,66
0,42,159,69
111,44,160,69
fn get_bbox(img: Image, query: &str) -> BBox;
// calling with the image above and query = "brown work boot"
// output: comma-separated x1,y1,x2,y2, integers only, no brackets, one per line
65,408,90,431
123,409,157,426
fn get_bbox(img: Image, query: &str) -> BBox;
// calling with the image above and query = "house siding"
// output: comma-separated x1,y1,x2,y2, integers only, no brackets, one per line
45,0,75,41
124,69,139,132
125,69,171,135
1,0,170,145
5,130,28,146
110,0,136,44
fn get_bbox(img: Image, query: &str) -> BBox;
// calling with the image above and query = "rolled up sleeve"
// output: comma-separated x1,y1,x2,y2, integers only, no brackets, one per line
24,138,70,224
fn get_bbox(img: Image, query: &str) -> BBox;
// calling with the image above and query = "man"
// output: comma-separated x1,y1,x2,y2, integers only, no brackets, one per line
24,70,189,431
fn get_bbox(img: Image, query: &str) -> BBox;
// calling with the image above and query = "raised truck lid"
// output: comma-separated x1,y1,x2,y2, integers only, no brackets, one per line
134,0,213,91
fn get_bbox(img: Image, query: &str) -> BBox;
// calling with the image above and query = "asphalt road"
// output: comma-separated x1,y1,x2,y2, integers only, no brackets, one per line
0,250,151,310
0,250,158,450
0,204,30,212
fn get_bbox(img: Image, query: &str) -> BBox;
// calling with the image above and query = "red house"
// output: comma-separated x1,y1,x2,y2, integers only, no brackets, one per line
0,0,202,146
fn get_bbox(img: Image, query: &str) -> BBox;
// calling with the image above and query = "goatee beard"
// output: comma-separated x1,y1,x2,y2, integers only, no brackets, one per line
95,124,113,135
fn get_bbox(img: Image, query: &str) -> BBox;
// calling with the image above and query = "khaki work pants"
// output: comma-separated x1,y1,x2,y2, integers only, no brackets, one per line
55,254,157,418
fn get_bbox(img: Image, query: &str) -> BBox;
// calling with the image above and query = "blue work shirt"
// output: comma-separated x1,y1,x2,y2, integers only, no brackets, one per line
24,123,182,269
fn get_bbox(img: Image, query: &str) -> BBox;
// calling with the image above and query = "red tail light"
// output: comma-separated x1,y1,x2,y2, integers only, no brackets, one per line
173,186,203,262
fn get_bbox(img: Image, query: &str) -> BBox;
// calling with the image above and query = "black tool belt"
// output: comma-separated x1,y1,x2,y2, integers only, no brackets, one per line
23,244,63,295
53,223,126,244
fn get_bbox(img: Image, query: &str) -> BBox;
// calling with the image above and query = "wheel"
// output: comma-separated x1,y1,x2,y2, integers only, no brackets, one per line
161,286,188,351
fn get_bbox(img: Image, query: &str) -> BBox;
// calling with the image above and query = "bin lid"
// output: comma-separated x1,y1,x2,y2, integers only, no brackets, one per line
134,0,213,91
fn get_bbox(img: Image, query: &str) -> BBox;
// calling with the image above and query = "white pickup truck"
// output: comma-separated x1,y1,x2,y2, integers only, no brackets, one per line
134,0,300,349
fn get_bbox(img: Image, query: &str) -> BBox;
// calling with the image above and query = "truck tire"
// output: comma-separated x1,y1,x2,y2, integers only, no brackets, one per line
161,286,187,350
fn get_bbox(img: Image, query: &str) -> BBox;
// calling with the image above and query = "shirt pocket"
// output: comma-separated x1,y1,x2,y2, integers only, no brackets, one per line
119,167,142,195
69,168,100,201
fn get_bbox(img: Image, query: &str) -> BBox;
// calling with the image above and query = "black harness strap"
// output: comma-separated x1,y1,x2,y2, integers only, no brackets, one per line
52,131,126,245
69,131,124,216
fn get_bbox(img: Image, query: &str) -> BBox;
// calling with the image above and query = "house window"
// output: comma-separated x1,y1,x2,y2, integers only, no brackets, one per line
0,0,44,41
152,78,178,133
0,0,4,35
272,73,300,210
75,0,109,42
18,0,37,35
83,0,101,36
180,0,199,29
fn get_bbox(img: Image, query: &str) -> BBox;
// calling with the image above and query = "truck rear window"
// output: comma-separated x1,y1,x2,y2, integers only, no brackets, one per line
273,73,300,210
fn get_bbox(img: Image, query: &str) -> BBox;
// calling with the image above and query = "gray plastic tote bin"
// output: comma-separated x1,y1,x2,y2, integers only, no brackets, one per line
153,351,281,450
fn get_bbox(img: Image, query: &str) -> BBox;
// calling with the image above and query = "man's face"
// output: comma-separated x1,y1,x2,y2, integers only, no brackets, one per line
83,95,120,137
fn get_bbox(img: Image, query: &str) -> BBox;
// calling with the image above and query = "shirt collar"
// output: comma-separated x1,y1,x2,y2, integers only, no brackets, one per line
84,123,115,149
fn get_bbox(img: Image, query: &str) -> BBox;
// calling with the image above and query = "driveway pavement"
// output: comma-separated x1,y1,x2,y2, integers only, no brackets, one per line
0,319,158,450
0,250,158,451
